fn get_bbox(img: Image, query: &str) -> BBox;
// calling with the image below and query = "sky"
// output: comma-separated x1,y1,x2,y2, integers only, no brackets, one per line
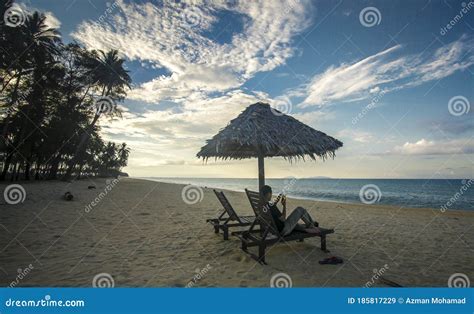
19,0,474,179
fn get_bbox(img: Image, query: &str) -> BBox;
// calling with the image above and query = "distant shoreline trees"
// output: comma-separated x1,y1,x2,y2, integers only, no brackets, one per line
0,0,131,181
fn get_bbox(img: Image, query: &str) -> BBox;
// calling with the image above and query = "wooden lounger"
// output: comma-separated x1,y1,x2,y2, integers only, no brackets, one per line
206,190,255,240
234,189,334,264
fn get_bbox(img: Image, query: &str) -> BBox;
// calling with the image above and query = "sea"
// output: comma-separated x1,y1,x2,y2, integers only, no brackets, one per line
140,177,474,211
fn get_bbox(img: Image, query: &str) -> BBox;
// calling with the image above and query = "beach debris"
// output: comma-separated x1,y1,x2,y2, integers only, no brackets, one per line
379,276,403,287
63,192,74,201
319,256,343,265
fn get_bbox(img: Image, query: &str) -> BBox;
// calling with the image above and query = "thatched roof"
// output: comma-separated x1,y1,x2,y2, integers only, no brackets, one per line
197,102,343,161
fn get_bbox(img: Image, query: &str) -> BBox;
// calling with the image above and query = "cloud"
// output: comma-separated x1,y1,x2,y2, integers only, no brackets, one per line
72,0,313,103
44,11,61,29
100,89,271,169
300,36,474,107
103,90,269,139
389,138,474,155
69,0,316,172
337,129,374,143
292,109,335,127
429,113,474,135
69,0,319,173
17,2,61,29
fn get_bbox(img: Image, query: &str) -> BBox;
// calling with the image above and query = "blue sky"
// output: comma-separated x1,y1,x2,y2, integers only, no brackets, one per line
20,0,474,178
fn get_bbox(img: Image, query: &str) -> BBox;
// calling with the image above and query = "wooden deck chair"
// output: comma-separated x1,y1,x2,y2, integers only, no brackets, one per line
235,189,334,264
206,190,255,240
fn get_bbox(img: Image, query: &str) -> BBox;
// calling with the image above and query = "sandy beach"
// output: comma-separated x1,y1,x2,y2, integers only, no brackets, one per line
1,178,473,287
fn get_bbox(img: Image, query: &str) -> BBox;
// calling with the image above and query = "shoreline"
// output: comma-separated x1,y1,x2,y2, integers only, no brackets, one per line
136,177,474,214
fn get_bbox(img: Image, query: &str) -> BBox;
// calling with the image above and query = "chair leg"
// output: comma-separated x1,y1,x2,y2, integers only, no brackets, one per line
214,225,219,234
321,235,328,252
258,243,266,264
223,227,229,240
241,240,248,252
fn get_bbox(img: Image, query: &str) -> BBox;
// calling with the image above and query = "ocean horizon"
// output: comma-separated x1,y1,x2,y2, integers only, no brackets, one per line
139,177,474,211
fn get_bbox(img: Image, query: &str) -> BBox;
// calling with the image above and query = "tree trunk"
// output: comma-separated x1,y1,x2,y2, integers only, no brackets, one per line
62,113,101,181
0,152,13,181
77,163,84,179
1,73,23,151
35,163,41,180
48,155,61,179
24,161,30,180
11,162,18,181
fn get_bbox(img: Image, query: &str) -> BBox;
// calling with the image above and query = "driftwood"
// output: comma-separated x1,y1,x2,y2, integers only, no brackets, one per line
63,192,73,201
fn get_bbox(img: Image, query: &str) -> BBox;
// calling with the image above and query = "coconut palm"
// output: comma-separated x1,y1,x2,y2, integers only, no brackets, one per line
63,49,131,180
0,9,61,180
117,143,130,168
1,1,131,181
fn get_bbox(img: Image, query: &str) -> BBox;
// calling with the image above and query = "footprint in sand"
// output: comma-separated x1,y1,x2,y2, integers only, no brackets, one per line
171,282,185,287
232,255,247,262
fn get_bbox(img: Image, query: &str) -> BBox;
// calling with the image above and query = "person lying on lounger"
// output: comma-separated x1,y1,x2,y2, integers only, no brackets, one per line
260,185,320,235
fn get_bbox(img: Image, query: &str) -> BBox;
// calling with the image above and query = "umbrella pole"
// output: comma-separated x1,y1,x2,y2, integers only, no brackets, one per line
258,153,265,192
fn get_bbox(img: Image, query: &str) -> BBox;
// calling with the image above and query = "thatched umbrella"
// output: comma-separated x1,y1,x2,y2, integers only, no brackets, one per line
197,102,343,191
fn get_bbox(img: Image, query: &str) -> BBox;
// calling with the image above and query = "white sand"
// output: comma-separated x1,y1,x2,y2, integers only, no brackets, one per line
0,178,473,287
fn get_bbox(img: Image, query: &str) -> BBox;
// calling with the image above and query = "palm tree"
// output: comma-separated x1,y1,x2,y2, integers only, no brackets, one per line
63,49,131,180
1,4,132,181
100,142,117,175
0,9,61,180
117,143,130,168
